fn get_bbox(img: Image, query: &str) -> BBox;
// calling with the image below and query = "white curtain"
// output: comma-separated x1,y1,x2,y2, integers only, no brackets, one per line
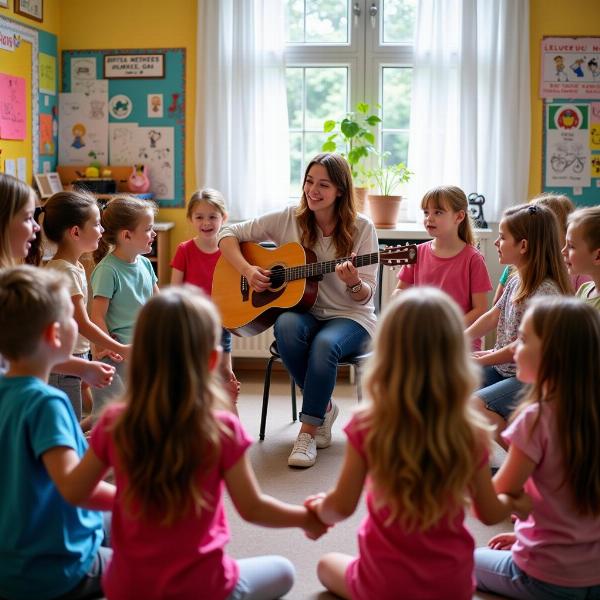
407,0,530,222
196,0,289,220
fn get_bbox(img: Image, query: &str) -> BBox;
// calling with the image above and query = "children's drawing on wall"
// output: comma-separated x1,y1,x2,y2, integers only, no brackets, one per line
108,123,137,165
0,73,26,140
39,114,54,155
541,37,600,99
147,94,163,118
168,93,184,120
58,93,108,165
109,94,133,120
546,104,590,187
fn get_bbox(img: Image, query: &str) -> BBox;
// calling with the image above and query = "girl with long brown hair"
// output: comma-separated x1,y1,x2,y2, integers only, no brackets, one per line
475,296,600,598
64,286,326,599
305,288,530,600
219,153,378,468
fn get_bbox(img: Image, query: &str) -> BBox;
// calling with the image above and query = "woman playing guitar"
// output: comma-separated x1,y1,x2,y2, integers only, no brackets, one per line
218,153,378,468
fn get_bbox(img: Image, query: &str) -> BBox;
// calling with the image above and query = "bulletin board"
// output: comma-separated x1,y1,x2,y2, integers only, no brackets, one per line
0,15,59,182
61,48,186,208
540,36,600,206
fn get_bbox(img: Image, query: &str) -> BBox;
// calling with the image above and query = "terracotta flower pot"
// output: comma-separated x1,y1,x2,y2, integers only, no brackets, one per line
354,187,369,214
367,194,402,229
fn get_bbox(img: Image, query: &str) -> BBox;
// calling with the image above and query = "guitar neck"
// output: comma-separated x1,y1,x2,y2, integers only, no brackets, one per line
287,252,380,282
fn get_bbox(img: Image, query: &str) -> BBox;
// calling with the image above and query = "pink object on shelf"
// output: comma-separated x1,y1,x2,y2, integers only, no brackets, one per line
127,164,150,193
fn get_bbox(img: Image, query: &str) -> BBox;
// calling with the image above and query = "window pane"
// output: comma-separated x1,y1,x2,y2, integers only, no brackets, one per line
382,132,409,165
287,68,303,129
289,133,302,197
306,0,348,44
305,67,347,130
382,67,412,129
382,0,416,44
284,0,304,43
285,0,349,44
304,132,325,170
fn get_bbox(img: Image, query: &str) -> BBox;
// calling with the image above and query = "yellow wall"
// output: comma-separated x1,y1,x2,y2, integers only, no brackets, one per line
528,0,600,198
58,0,197,256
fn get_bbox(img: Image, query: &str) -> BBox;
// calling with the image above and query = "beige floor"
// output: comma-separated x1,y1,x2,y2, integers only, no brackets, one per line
227,371,510,600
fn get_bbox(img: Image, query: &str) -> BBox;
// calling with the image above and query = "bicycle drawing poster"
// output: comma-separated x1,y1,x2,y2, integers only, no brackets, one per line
545,103,590,188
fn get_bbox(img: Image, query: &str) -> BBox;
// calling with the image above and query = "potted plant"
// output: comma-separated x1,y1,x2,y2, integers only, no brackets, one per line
362,152,412,229
321,102,381,211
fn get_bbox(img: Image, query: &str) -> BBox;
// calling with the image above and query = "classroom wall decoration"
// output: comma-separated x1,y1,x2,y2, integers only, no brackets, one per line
541,36,600,205
62,48,185,208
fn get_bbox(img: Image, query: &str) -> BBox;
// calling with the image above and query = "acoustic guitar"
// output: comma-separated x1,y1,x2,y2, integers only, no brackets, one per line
212,241,417,337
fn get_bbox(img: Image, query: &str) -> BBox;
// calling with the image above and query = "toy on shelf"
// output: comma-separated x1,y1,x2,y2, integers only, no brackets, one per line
127,164,150,194
468,193,488,229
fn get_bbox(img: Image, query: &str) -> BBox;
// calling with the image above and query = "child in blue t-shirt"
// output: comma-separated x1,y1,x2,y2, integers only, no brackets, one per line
0,266,114,600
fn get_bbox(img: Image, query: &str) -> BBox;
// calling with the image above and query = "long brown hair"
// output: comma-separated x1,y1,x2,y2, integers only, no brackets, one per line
502,203,571,303
42,190,98,243
111,286,230,524
296,153,356,258
94,195,158,263
360,287,489,531
420,185,475,245
0,173,36,268
568,206,600,252
515,297,600,516
531,192,574,240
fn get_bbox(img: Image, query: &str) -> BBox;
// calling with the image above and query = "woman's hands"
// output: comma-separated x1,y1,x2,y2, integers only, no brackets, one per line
243,265,271,292
335,253,361,288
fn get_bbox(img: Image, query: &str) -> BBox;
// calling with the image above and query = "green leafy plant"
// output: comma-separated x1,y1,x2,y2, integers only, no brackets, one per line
321,102,381,182
362,151,412,196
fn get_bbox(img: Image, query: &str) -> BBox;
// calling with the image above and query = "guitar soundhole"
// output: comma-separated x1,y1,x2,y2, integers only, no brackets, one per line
269,265,285,290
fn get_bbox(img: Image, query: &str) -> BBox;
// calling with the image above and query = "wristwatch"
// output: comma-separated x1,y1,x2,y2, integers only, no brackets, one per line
347,280,363,294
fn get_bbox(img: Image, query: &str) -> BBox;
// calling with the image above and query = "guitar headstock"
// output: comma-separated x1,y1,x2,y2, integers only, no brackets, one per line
380,243,417,266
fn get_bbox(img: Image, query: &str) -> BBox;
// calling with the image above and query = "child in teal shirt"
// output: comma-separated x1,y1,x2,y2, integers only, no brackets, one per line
0,266,114,600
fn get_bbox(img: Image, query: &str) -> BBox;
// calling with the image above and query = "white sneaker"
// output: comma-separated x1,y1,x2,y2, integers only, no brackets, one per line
314,401,339,449
288,433,317,467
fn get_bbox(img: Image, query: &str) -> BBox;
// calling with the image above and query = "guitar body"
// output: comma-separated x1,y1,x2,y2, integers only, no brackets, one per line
213,242,319,337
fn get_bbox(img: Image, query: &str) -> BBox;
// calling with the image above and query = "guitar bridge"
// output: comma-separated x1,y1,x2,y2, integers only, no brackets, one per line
240,276,249,302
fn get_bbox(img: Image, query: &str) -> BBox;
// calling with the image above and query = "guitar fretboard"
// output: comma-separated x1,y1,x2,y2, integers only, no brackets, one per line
286,252,380,282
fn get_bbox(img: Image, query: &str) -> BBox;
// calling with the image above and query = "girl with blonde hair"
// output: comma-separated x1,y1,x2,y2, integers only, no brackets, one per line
475,297,600,598
64,286,326,600
305,288,530,600
466,203,571,447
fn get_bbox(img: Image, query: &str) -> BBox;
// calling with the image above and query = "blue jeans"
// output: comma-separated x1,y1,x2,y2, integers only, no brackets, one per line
476,366,524,420
227,555,295,600
274,312,369,426
475,548,600,599
222,328,232,353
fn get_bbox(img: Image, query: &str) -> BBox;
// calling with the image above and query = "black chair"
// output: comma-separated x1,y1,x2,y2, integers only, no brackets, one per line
259,340,371,440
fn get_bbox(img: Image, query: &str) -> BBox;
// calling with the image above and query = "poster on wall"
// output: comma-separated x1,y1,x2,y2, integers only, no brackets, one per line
541,37,600,99
545,103,590,188
0,73,27,140
58,92,108,165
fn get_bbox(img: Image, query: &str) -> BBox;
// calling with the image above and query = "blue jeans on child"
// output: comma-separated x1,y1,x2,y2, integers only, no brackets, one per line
273,312,370,426
475,547,600,599
476,366,524,420
226,555,295,600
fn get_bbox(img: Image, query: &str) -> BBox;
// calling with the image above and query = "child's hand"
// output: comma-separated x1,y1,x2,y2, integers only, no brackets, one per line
302,506,329,540
82,361,115,388
94,349,124,363
510,491,533,521
488,532,516,550
304,492,326,513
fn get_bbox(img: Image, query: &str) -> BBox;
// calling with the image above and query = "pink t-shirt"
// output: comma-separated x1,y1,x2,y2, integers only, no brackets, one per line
90,404,252,600
170,239,221,295
503,403,600,587
344,414,483,600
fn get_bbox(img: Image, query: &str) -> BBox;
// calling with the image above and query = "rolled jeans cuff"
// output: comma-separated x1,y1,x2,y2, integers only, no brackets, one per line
299,411,324,426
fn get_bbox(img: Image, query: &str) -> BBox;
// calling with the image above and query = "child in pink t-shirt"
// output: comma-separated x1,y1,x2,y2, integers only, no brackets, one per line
62,287,326,600
475,296,600,598
395,186,492,350
171,188,239,403
305,288,530,600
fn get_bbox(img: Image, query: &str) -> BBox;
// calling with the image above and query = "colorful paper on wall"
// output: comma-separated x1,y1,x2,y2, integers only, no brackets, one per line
39,113,54,155
39,53,56,95
0,73,26,140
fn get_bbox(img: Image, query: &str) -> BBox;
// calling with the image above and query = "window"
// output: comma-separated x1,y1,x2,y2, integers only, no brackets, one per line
284,0,416,196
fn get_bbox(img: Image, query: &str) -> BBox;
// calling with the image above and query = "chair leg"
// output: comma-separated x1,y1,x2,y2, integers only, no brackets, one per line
291,379,297,422
260,357,275,441
355,364,362,403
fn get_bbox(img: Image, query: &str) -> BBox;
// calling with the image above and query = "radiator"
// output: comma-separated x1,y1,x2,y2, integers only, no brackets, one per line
231,327,275,358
